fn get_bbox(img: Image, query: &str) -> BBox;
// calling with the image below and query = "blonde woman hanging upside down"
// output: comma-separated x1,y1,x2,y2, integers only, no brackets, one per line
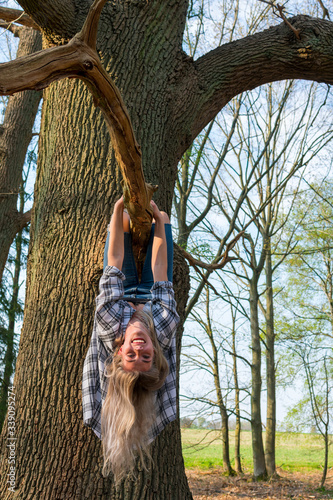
82,197,179,482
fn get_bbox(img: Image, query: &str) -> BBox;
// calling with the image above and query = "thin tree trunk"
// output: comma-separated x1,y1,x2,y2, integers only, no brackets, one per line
0,27,41,283
320,357,330,489
264,243,276,477
320,430,329,489
249,275,267,479
175,149,192,249
232,320,242,474
205,288,235,475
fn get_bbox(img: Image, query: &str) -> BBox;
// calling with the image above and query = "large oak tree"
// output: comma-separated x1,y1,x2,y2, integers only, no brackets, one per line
0,0,333,498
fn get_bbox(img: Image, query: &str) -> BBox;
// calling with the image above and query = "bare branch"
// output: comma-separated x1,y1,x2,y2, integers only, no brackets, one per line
179,15,333,149
0,0,155,271
258,1,301,39
16,209,32,232
0,7,40,31
317,0,330,20
180,230,244,271
0,21,20,36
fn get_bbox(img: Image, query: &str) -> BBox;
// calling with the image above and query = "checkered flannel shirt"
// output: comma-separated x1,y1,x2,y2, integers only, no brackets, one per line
82,265,179,440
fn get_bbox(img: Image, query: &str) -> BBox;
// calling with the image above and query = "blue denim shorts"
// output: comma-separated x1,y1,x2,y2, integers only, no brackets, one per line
103,223,173,303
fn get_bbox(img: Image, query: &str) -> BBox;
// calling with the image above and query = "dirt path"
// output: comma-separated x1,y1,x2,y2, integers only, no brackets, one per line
186,468,333,499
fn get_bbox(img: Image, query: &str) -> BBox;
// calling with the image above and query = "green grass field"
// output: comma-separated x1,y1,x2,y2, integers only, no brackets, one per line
181,429,333,473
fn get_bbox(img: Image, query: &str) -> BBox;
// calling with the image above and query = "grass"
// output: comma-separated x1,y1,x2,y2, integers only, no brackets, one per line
181,428,333,473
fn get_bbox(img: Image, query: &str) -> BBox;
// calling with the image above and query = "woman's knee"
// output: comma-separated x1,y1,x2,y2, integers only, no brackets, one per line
123,211,130,232
160,211,170,224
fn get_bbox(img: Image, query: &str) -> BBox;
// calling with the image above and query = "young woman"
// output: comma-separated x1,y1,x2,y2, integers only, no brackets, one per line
82,197,179,482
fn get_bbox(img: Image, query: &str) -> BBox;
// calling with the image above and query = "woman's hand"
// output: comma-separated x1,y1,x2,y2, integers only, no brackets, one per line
114,196,124,213
151,200,163,222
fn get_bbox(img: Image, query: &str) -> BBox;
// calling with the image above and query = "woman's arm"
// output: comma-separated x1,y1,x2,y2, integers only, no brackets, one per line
151,200,168,282
107,197,125,269
150,281,179,350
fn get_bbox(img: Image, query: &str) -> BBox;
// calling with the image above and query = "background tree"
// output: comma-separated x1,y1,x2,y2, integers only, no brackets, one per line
274,178,333,489
177,74,333,478
0,20,41,282
0,172,31,430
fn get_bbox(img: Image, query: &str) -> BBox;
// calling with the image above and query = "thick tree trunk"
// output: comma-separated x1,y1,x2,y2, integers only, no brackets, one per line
264,245,276,477
0,27,42,284
0,3,193,497
249,275,267,479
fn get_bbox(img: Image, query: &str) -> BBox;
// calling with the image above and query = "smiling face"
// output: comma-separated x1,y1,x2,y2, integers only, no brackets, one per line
119,319,155,372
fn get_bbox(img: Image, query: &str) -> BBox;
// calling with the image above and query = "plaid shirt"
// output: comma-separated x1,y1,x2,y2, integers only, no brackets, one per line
82,265,179,440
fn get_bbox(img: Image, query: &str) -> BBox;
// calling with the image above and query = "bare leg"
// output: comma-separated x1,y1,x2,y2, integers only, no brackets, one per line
108,198,125,269
151,201,168,282
122,210,130,233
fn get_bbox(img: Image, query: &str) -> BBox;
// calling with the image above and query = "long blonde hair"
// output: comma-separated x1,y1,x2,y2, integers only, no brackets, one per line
101,310,169,482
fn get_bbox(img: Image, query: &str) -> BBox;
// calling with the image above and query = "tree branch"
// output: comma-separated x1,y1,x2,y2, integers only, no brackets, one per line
0,0,154,271
181,230,243,271
176,15,333,150
16,209,32,232
0,21,20,36
0,6,40,31
316,0,330,20
258,1,301,39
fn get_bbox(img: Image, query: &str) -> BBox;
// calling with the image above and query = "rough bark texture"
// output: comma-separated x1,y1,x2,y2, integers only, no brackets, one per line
0,2,192,497
0,27,42,283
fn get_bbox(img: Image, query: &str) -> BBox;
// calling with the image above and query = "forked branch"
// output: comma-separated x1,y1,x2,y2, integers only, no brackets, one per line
0,0,154,272
181,230,244,271
258,0,301,38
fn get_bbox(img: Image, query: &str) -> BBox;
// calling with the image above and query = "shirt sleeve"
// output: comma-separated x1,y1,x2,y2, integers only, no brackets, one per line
94,265,134,353
150,281,180,350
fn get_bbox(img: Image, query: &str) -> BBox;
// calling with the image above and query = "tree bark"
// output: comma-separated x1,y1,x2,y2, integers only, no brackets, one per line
264,242,276,477
0,185,25,431
0,26,42,284
0,2,193,497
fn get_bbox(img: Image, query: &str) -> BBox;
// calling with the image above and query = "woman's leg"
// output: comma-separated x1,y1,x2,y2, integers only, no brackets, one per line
103,211,130,270
103,211,139,290
138,211,174,293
